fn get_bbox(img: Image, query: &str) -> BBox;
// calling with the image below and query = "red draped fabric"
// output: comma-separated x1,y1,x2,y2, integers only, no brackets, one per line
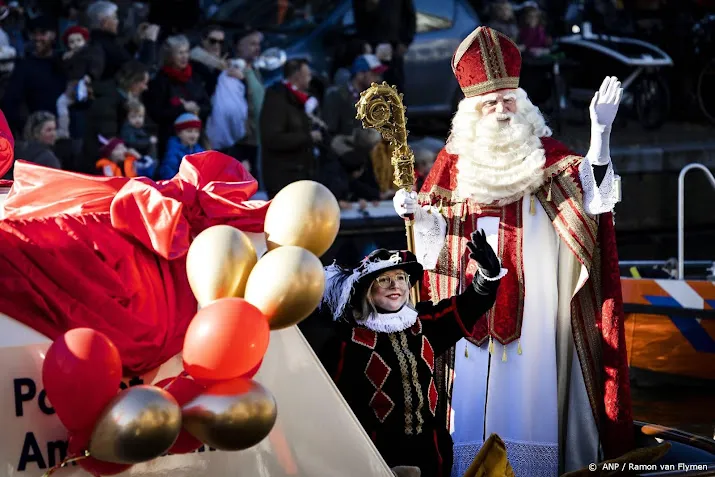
0,150,270,375
0,107,14,187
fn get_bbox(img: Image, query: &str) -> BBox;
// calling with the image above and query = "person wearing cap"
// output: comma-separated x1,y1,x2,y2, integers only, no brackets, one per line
1,15,66,134
96,137,135,177
95,134,156,178
323,54,387,139
158,112,204,180
60,25,103,82
56,25,103,141
299,231,504,477
393,27,632,475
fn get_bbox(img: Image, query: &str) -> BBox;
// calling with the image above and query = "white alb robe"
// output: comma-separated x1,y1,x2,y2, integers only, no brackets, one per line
413,160,619,477
450,195,561,476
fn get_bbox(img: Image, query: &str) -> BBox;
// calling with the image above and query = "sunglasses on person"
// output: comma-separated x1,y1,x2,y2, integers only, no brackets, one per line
207,37,224,45
374,272,410,289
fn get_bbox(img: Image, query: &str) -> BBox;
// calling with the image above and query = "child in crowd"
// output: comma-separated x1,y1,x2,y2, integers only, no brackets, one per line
158,113,205,180
57,26,101,140
61,25,102,82
95,136,156,178
120,100,157,158
519,6,552,55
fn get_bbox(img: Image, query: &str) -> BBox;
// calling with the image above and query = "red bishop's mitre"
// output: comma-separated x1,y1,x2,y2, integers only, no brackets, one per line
451,26,521,98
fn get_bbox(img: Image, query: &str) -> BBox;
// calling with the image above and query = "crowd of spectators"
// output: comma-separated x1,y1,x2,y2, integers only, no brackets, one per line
0,0,441,211
3,0,703,208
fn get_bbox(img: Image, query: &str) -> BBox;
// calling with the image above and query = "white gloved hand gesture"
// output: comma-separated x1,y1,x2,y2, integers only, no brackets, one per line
587,76,622,166
393,189,419,218
590,76,622,132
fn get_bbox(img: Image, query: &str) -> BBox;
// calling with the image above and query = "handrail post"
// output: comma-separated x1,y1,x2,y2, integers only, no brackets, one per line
678,163,715,279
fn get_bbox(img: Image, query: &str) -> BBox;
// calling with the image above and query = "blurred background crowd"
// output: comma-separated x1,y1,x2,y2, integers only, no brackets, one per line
0,0,713,210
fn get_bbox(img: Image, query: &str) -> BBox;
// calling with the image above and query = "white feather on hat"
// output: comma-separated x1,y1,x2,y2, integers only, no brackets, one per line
320,251,418,321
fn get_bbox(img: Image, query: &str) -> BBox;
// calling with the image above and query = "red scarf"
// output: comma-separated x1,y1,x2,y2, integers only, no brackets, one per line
162,64,193,83
283,81,309,105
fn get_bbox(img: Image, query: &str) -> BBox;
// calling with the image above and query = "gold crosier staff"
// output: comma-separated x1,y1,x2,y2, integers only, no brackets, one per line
356,82,419,306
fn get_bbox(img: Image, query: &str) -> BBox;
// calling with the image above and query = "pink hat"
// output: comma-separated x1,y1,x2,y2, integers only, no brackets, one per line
99,137,124,158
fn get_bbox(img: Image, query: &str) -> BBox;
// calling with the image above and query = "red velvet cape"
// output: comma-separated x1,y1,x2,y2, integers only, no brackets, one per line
417,137,634,460
0,139,269,375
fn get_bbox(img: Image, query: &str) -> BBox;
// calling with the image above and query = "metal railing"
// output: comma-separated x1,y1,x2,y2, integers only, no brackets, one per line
678,163,715,279
620,260,714,267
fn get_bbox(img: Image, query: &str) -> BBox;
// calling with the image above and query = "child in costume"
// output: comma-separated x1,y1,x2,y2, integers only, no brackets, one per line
158,113,205,180
303,230,505,477
95,136,156,178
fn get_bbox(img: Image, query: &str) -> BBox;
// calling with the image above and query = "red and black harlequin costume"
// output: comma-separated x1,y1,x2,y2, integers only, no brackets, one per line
302,237,505,477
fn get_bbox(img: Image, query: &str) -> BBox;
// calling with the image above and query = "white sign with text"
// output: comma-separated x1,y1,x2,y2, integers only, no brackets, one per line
0,314,393,477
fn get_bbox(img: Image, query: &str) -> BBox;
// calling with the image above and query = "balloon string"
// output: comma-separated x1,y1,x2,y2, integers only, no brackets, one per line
41,450,90,476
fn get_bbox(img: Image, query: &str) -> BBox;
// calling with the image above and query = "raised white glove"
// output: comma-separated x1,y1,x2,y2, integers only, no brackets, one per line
587,76,622,166
393,189,419,218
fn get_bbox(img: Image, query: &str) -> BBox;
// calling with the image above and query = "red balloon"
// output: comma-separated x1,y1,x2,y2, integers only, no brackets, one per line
68,430,132,476
155,376,205,454
192,359,264,387
183,298,269,382
243,358,263,379
42,328,122,432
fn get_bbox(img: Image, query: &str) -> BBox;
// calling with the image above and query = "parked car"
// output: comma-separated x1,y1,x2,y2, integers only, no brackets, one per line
202,0,481,120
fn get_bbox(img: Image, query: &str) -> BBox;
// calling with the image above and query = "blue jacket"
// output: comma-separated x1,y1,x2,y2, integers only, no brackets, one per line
158,136,204,180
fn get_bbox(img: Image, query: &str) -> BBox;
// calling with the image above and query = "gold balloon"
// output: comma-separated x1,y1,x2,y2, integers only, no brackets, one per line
264,180,340,257
89,385,182,464
182,378,277,451
244,246,325,330
186,225,258,306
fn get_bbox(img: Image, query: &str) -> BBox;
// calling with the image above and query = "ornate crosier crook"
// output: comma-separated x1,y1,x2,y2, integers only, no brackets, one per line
355,81,419,306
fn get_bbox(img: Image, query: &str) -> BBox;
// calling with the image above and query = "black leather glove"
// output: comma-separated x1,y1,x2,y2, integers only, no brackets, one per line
467,229,501,295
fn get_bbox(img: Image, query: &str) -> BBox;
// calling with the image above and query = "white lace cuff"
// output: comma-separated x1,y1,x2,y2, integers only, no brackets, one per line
413,205,447,270
579,159,620,215
478,267,508,281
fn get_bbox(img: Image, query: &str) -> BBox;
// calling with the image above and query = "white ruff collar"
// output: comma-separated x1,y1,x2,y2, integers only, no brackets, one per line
355,307,418,333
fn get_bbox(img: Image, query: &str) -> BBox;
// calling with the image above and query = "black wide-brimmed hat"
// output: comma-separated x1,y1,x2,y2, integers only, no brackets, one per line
322,249,423,319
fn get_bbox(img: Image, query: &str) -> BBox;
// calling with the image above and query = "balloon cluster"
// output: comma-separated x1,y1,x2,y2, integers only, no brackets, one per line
40,181,340,476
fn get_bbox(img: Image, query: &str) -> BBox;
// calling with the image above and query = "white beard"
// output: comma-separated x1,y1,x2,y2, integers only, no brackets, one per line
449,111,547,206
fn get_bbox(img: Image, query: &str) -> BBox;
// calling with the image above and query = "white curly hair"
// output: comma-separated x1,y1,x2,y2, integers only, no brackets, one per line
447,88,552,205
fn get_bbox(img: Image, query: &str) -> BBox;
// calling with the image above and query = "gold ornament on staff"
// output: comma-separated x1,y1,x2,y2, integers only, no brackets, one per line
356,81,419,305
